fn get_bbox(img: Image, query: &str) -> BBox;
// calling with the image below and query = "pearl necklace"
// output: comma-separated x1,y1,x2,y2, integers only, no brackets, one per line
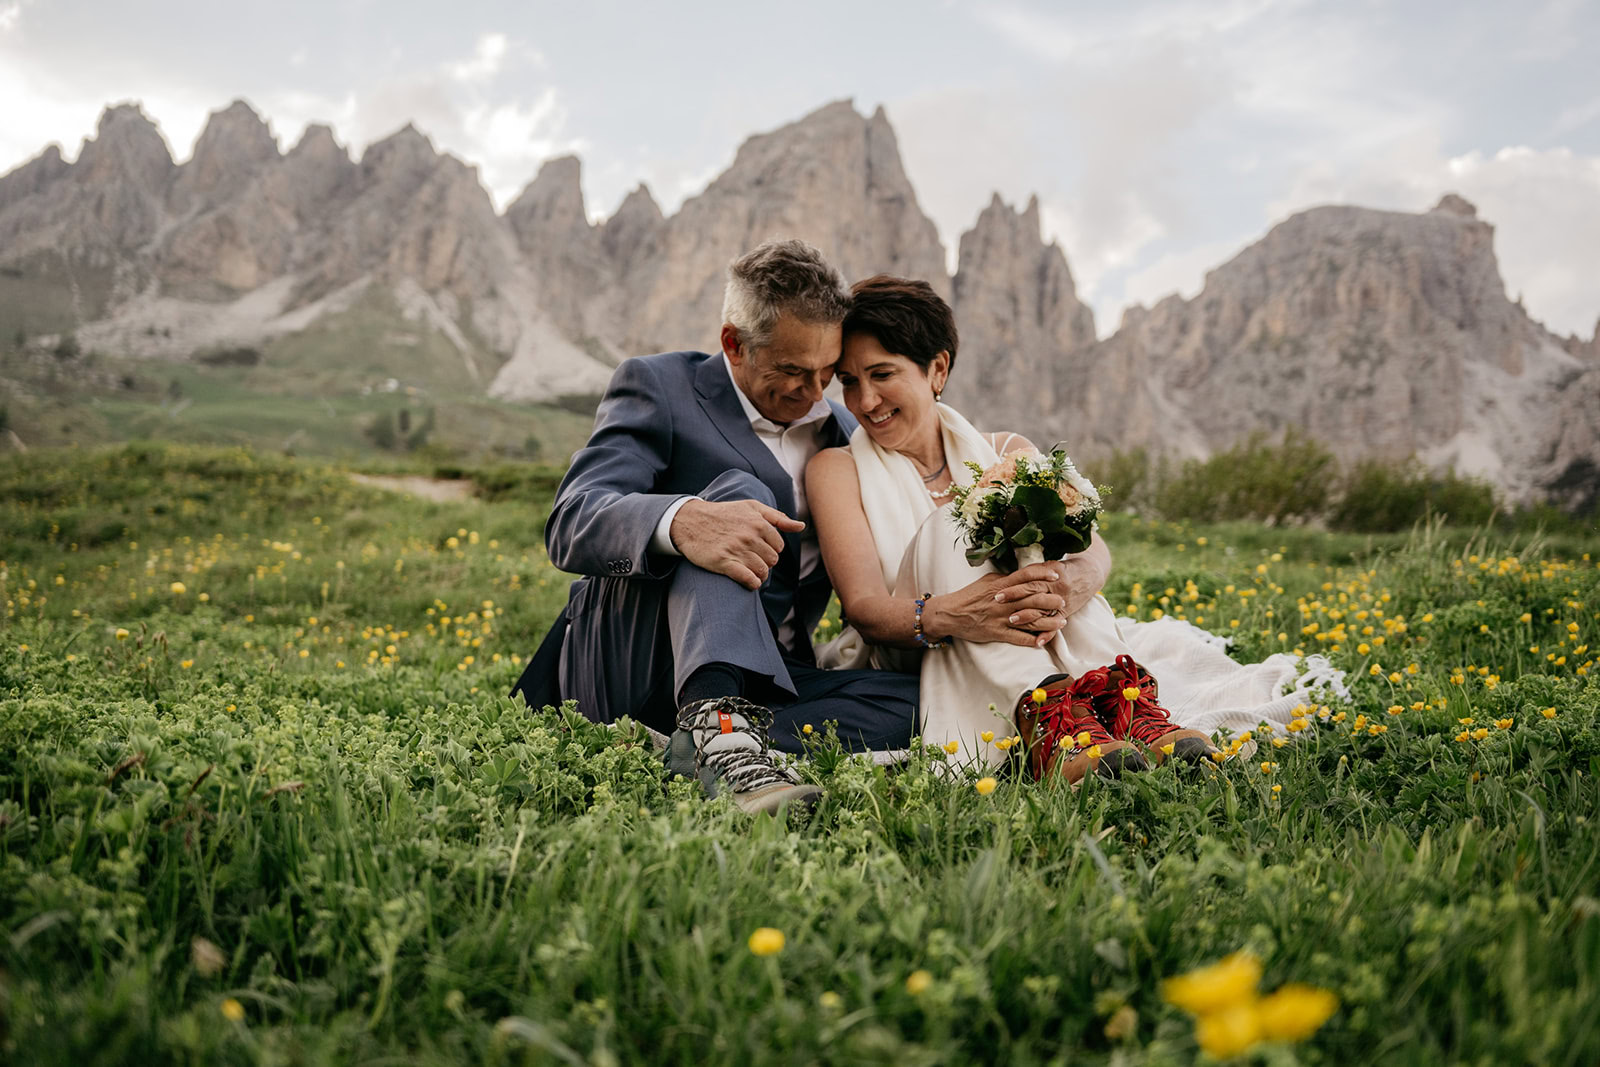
918,457,951,501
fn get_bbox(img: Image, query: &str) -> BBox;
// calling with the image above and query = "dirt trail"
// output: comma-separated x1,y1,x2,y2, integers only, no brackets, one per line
349,473,475,503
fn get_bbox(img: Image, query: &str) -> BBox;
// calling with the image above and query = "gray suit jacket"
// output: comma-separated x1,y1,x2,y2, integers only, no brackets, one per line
513,350,856,708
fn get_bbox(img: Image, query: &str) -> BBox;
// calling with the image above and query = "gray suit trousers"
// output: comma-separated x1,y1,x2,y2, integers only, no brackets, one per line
557,469,918,753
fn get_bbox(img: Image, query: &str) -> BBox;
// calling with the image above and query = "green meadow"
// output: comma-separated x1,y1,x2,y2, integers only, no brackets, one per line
0,286,598,463
2,444,1598,1064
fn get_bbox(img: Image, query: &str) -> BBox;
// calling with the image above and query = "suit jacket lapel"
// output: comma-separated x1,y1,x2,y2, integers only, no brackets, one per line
694,355,797,515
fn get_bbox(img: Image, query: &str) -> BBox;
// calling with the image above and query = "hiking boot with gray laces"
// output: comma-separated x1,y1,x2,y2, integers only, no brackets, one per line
675,696,822,815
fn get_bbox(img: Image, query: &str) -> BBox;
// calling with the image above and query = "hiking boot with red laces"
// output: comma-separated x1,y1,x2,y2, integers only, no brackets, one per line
1015,672,1147,784
1096,654,1218,765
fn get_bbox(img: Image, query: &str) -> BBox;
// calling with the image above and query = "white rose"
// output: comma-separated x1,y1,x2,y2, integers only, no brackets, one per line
1059,464,1100,516
960,484,999,526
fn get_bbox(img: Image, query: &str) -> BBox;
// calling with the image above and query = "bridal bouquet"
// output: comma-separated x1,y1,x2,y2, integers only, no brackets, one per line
947,448,1105,573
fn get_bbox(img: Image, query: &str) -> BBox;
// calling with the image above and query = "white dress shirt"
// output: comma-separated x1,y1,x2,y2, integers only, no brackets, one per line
651,354,833,649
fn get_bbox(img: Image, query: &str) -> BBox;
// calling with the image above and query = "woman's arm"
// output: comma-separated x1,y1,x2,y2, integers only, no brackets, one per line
806,448,1065,649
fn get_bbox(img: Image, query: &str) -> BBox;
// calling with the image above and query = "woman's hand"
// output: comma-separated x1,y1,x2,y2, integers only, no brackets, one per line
992,536,1112,630
923,567,1068,648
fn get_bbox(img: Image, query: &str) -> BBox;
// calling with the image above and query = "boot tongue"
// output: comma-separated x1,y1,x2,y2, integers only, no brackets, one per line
701,714,761,755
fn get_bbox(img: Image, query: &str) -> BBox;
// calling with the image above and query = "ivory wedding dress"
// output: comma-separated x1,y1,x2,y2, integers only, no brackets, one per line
817,403,1347,770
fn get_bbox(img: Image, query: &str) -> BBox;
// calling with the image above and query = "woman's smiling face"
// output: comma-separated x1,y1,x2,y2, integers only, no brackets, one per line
836,332,949,451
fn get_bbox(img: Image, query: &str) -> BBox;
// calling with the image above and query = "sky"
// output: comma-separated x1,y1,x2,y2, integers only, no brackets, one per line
3,0,1598,339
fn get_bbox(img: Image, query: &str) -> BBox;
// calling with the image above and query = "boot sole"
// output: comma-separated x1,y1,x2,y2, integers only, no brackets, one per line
733,782,823,816
1144,729,1219,766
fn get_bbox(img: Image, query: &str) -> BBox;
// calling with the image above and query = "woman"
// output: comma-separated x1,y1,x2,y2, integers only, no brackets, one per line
806,276,1345,780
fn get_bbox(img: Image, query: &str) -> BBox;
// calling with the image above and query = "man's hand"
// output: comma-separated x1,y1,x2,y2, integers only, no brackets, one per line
994,535,1112,631
670,497,806,590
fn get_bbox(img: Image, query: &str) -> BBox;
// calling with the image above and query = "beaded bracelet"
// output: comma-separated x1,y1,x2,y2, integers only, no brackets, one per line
913,592,952,649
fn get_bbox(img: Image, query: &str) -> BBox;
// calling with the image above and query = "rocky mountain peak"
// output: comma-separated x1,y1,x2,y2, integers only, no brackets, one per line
172,99,280,210
947,192,1097,439
607,99,948,356
290,123,340,158
505,155,593,251
599,183,664,264
359,124,440,184
0,143,71,216
1432,192,1478,218
609,183,662,227
75,102,174,192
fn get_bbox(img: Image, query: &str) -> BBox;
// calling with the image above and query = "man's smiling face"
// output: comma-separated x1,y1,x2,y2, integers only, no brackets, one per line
723,313,840,424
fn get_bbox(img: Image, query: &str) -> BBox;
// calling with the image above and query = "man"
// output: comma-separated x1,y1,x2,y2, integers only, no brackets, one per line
513,239,1103,813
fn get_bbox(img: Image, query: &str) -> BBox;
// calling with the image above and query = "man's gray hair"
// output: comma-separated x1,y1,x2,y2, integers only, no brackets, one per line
721,239,851,351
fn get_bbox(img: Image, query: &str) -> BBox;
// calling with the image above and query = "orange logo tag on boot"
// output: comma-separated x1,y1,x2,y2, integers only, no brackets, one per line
718,712,733,734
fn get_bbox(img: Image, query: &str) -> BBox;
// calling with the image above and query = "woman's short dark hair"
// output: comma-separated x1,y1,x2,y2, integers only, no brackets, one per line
843,275,958,374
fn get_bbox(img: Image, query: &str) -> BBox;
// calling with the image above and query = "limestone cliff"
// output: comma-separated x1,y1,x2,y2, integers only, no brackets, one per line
1069,195,1598,505
0,98,1594,508
947,194,1097,443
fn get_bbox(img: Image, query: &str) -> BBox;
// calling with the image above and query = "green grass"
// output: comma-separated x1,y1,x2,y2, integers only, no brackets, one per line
2,444,1599,1065
0,284,599,462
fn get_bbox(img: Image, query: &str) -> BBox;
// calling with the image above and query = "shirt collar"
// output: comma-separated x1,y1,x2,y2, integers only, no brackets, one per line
721,353,832,432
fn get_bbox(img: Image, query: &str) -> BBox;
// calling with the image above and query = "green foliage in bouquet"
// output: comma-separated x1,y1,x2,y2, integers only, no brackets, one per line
948,449,1106,572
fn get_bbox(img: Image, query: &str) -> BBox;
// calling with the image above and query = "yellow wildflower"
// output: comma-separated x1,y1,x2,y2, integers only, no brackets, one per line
1031,688,1047,705
1472,727,1489,741
906,970,933,995
1495,718,1513,730
1086,745,1103,759
1256,983,1339,1041
943,740,960,755
980,730,994,743
1195,1002,1262,1058
220,998,245,1022
975,777,997,795
1542,707,1558,719
170,581,186,595
1160,951,1261,1016
1161,742,1176,756
747,927,785,956
1121,686,1141,701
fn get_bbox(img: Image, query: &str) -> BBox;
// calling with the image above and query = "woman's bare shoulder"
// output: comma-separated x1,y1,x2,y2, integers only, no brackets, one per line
806,446,860,496
808,446,857,476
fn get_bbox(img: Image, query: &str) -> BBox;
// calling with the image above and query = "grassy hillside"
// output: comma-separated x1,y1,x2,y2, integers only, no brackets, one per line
2,444,1598,1064
0,286,599,464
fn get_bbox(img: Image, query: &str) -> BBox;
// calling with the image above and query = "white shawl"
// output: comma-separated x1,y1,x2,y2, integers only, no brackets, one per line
815,403,997,671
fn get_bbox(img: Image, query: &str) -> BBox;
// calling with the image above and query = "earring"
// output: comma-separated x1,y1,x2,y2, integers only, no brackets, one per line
933,386,943,402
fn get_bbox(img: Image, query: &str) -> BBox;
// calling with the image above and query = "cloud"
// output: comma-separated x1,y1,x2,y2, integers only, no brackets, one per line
0,0,33,34
251,36,580,210
448,33,507,84
1442,147,1600,337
